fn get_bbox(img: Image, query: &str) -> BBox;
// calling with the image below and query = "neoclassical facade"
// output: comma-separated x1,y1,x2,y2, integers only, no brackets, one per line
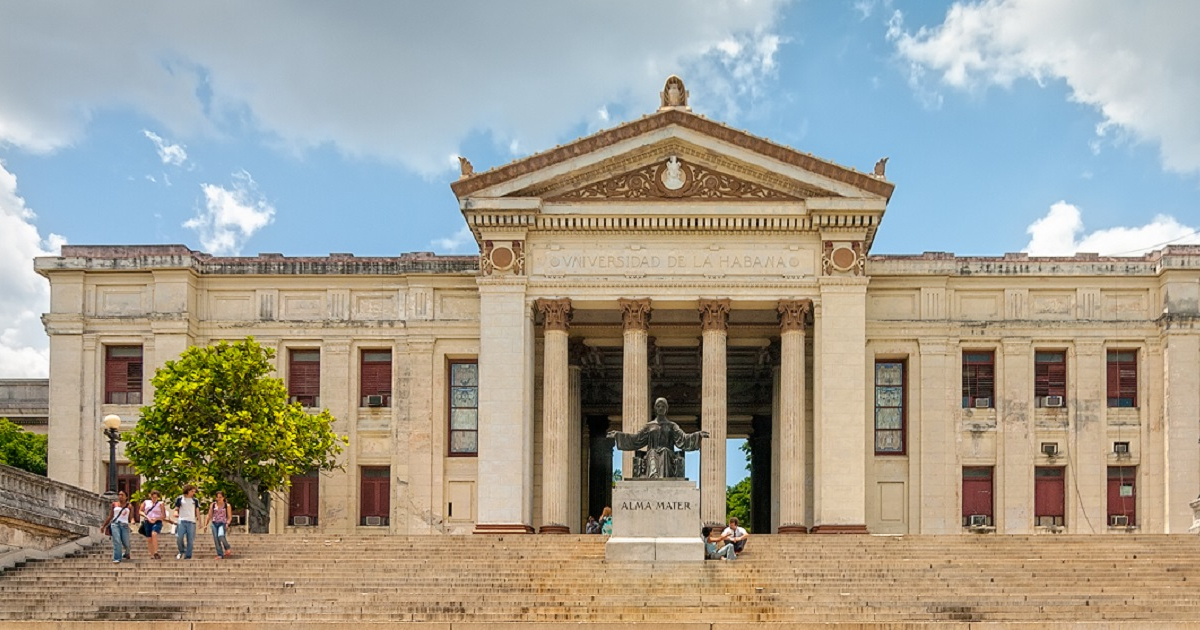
37,78,1200,535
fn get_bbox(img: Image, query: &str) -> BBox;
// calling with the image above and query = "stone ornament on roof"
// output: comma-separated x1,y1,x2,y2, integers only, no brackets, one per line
659,75,690,111
458,156,474,179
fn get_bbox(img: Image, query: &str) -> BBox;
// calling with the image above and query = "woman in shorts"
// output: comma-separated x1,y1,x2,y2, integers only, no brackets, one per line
140,490,167,559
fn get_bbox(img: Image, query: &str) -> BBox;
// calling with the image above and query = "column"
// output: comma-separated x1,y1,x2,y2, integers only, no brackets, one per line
567,342,583,532
618,298,651,478
537,298,572,533
475,279,536,534
813,279,869,533
777,299,809,533
1163,330,1200,532
699,298,730,527
999,338,1033,533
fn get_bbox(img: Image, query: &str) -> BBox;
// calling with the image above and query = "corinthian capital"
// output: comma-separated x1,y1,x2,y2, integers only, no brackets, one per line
778,299,812,333
698,298,731,332
618,298,652,332
536,298,572,332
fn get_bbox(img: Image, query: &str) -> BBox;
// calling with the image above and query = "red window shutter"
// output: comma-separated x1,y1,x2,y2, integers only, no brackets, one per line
360,352,392,400
1106,359,1121,396
289,351,321,398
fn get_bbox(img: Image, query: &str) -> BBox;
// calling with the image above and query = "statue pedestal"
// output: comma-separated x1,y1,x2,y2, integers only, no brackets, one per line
605,479,704,562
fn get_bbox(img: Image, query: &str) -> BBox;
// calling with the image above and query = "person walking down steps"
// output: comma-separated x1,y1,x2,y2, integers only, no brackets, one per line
173,484,200,560
203,490,234,559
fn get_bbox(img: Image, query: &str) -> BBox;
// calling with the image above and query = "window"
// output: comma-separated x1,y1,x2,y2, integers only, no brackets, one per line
1034,467,1065,527
360,466,390,526
1107,466,1136,527
288,349,321,407
288,469,319,526
448,361,479,456
360,350,392,407
962,466,994,527
104,346,143,404
103,463,141,496
1034,351,1067,406
1107,350,1137,408
874,360,906,454
962,351,995,408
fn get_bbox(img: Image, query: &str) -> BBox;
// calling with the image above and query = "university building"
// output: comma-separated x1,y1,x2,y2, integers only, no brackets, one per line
36,78,1200,535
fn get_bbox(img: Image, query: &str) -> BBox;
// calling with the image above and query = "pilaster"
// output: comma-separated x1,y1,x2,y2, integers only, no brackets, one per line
699,298,730,527
999,338,1033,533
1072,339,1105,533
917,337,955,533
321,340,353,531
1162,327,1200,532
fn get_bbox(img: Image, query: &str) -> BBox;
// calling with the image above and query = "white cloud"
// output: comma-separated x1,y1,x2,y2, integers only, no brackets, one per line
888,0,1200,174
183,170,275,255
142,129,188,166
0,2,790,175
1024,201,1200,256
431,226,476,254
0,161,66,377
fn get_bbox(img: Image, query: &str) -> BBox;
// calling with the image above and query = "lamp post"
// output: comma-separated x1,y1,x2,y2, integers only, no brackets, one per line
102,414,121,497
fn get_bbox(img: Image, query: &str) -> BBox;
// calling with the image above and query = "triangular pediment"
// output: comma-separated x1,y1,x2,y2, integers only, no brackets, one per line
450,109,894,203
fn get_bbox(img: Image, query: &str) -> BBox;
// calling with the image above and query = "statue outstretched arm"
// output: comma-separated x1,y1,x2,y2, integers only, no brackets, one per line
608,429,649,451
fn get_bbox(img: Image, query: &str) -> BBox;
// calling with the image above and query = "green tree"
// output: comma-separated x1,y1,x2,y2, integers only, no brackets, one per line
0,417,48,476
125,338,347,533
725,477,752,529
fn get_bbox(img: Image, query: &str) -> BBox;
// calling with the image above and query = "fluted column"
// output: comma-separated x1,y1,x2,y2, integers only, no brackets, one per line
538,298,572,533
700,298,731,527
619,298,652,478
777,299,810,533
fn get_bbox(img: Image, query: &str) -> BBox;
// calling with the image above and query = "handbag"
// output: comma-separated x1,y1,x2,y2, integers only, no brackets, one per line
138,520,151,537
102,523,111,536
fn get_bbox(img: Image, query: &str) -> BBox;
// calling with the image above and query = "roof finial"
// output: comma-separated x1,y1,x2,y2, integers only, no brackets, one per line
873,157,889,178
457,156,474,179
659,75,690,112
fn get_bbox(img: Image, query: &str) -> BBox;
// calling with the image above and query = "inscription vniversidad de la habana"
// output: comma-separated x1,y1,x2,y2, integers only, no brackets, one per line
543,252,807,272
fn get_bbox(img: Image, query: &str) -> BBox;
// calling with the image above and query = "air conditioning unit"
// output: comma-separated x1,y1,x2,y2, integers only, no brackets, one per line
292,516,312,526
974,397,992,409
1043,395,1064,408
1110,515,1130,527
1041,442,1060,457
366,394,385,407
1113,442,1130,455
364,516,383,526
968,514,988,527
229,514,243,526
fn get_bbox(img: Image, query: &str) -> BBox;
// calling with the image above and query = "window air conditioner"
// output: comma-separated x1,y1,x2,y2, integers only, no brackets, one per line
968,514,988,527
1041,442,1059,457
229,514,243,526
364,516,383,526
1113,442,1130,455
974,397,991,409
292,516,311,526
1110,515,1129,527
1043,395,1064,408
366,394,385,407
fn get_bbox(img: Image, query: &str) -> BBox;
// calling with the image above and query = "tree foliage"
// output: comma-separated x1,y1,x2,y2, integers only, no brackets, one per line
726,477,752,530
125,338,347,533
0,417,48,476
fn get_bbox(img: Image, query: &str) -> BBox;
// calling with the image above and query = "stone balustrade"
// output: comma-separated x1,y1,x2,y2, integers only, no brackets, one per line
0,464,109,549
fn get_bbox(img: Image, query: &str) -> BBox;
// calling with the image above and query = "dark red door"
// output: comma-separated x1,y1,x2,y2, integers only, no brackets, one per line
1035,467,1065,526
360,466,390,526
962,467,993,526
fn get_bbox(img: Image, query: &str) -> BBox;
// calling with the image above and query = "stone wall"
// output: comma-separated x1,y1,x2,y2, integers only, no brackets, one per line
0,464,108,553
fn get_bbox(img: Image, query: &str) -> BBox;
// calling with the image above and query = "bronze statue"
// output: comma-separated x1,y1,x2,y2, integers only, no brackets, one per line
608,397,708,479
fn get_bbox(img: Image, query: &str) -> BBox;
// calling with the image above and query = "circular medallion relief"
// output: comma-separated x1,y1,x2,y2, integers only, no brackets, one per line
660,156,686,191
490,246,515,270
830,246,857,271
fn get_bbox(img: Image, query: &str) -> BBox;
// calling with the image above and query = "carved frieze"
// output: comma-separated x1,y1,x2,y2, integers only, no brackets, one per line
536,298,572,332
552,156,798,202
480,240,525,276
822,241,865,276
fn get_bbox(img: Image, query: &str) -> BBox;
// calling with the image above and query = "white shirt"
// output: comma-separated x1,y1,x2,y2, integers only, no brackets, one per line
722,525,747,540
176,495,198,522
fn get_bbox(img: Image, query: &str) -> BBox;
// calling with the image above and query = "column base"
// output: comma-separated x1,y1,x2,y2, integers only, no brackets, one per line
777,524,809,534
473,523,535,535
538,524,570,534
809,524,869,534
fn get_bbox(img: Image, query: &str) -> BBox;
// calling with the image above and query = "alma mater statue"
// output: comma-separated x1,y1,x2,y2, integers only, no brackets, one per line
608,397,708,479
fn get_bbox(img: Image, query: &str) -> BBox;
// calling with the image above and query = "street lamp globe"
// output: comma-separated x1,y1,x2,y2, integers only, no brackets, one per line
102,414,121,431
101,414,122,497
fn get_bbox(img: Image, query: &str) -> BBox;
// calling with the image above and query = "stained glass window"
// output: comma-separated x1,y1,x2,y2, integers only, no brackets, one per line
449,361,479,455
875,360,906,454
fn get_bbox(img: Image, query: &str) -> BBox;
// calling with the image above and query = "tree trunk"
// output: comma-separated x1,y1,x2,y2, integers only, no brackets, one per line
231,474,273,533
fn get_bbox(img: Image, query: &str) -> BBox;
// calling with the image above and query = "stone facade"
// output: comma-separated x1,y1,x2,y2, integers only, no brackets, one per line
34,81,1200,536
0,379,49,435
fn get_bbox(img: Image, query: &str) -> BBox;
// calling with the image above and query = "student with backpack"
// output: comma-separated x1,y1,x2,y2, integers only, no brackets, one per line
173,484,200,560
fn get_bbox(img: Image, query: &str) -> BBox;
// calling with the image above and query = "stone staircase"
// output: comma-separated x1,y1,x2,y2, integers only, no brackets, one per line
2,533,1200,627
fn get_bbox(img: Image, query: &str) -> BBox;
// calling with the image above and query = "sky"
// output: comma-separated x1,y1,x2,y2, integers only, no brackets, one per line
2,1,1199,485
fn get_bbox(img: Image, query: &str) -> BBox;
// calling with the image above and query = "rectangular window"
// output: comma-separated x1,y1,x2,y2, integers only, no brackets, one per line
1034,350,1067,405
288,349,321,408
104,346,143,404
103,463,141,497
1106,350,1137,408
360,466,390,526
288,469,319,526
448,360,479,456
1034,467,1065,527
360,350,392,407
874,360,906,455
1107,466,1137,527
962,350,995,408
962,466,994,527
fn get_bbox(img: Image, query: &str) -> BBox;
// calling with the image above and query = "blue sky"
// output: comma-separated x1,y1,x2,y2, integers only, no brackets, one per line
2,2,1198,486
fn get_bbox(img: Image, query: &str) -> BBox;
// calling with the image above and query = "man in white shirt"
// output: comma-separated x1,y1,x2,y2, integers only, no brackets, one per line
173,484,200,560
722,517,749,554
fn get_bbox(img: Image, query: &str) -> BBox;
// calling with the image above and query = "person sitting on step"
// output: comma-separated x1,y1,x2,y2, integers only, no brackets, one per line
703,526,736,560
722,517,749,554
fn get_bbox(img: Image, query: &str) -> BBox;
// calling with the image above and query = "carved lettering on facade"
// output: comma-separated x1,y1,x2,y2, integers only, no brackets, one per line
619,500,693,510
545,252,805,272
552,157,797,201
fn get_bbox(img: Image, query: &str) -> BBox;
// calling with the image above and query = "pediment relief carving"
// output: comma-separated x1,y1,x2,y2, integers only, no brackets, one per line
550,156,799,202
515,141,836,201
